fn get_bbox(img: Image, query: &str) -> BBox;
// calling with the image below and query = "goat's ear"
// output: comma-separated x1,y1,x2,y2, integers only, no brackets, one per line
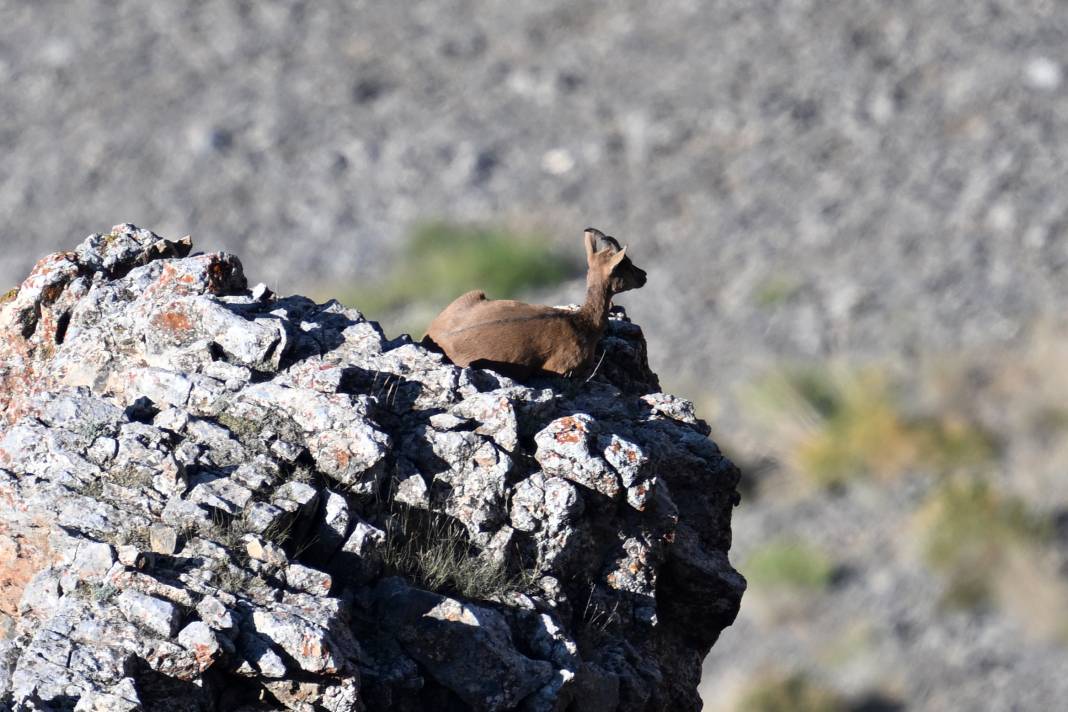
584,228,600,262
608,245,628,269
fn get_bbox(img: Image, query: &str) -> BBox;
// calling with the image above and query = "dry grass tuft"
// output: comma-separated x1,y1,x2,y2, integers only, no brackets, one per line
381,505,528,601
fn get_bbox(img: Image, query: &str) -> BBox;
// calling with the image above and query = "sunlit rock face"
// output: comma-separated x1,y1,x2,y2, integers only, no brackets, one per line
0,225,744,712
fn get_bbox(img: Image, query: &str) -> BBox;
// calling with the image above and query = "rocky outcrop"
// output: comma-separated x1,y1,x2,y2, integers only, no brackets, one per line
0,225,744,711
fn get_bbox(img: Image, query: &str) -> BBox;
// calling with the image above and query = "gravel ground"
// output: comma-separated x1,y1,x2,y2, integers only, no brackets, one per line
2,1,1067,709
700,474,1068,712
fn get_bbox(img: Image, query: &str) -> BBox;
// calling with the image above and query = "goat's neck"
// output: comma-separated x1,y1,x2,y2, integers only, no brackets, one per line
576,275,614,335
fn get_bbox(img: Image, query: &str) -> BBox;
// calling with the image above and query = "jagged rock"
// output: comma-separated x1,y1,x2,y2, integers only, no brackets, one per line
283,564,333,596
305,489,351,564
223,383,390,493
177,620,223,673
244,534,288,567
148,525,179,556
374,577,554,712
243,500,288,536
251,595,361,676
116,590,181,638
196,595,238,635
535,414,621,499
71,678,142,712
235,629,288,679
335,517,386,585
0,227,743,711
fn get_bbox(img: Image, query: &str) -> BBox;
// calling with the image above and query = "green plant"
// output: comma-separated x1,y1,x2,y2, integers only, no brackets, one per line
917,478,1049,609
74,581,118,604
1030,406,1068,440
105,524,151,549
338,222,579,320
748,366,997,488
91,582,119,603
753,276,802,308
746,540,834,592
79,479,105,499
736,671,846,712
818,621,876,668
260,515,296,547
290,464,316,484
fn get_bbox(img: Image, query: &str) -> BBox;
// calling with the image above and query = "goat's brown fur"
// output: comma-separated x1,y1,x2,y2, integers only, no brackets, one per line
422,228,647,378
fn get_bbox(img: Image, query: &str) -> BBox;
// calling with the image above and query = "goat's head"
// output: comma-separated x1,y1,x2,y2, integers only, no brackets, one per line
584,227,647,294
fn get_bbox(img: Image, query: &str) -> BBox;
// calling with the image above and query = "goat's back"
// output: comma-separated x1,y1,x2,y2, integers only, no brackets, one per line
425,293,589,373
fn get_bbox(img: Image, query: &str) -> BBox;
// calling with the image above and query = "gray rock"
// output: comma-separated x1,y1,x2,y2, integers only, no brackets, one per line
251,602,360,675
235,630,288,679
71,678,142,712
177,621,223,673
0,233,741,711
160,497,211,530
283,564,333,597
419,427,512,535
305,489,350,564
187,472,253,514
128,366,193,409
392,459,430,509
232,456,281,492
244,535,288,568
272,481,320,517
535,415,621,499
116,590,181,638
225,383,390,492
148,525,179,556
242,500,288,536
451,391,521,452
335,517,386,584
59,541,115,594
376,578,554,711
196,595,238,635
263,677,361,712
115,545,148,570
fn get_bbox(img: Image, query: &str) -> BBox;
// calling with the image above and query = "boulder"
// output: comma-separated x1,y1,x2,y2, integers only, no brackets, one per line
0,226,744,710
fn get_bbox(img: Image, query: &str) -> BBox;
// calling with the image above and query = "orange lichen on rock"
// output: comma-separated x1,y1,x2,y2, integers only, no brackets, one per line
0,525,53,622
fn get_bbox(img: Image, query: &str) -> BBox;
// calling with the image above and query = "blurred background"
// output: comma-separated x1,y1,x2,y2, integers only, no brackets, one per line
2,1,1067,709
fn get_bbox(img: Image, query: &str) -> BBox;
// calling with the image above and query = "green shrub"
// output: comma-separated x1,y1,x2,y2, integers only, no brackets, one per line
342,222,579,318
748,366,997,488
753,276,802,308
918,478,1049,608
737,672,846,712
746,540,834,592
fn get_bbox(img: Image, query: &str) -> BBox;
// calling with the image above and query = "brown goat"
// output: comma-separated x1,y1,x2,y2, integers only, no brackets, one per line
422,228,647,378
